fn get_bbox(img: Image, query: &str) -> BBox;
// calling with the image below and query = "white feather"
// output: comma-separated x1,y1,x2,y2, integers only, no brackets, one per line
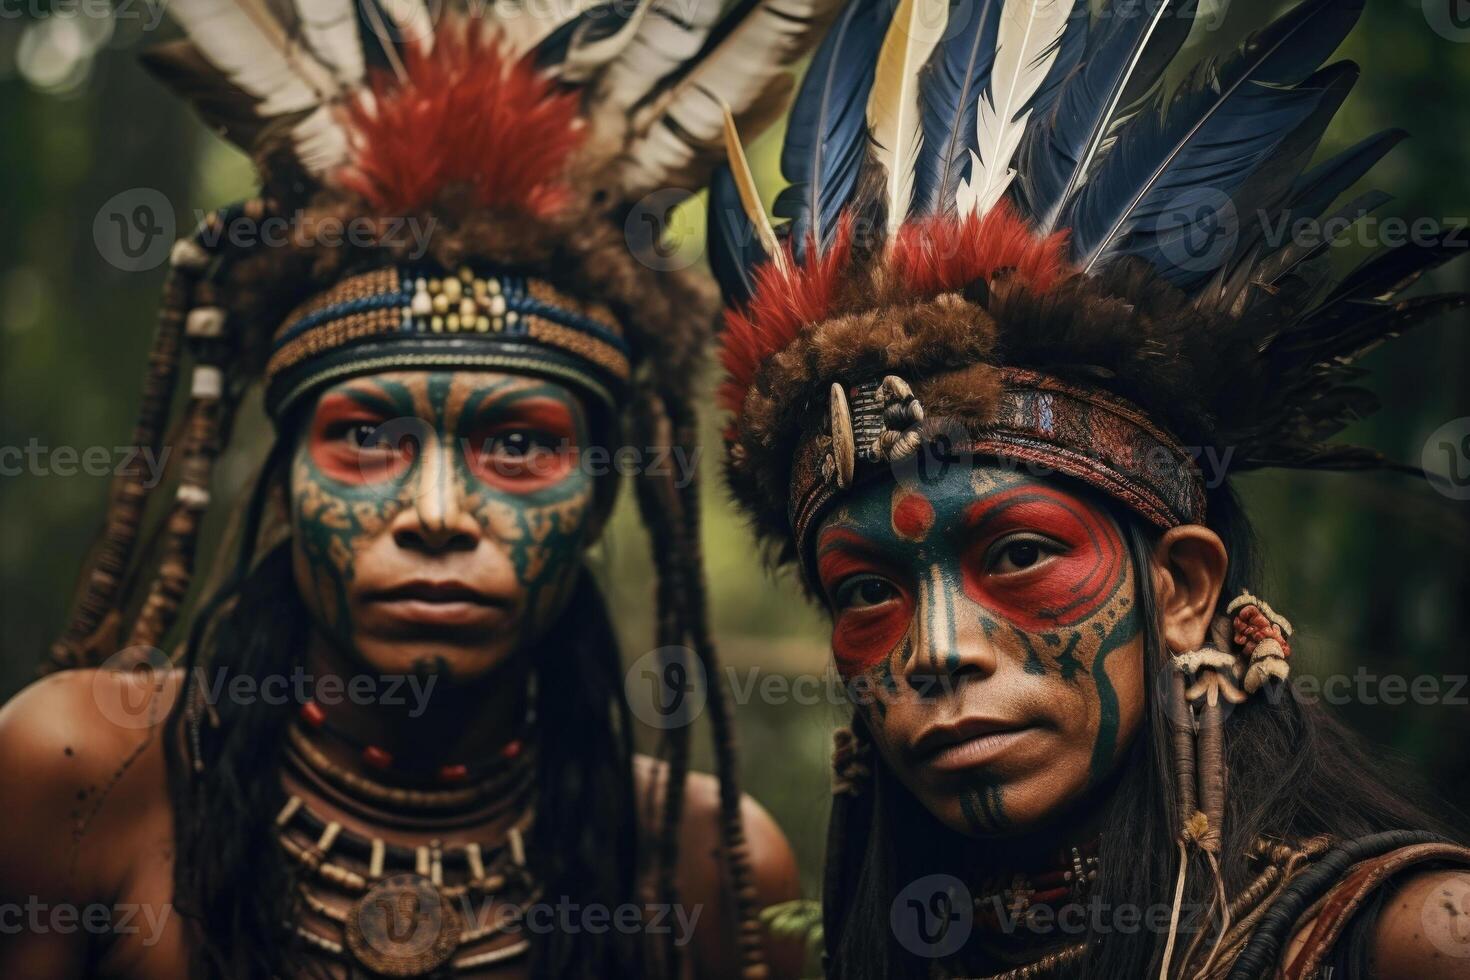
493,0,602,59
866,0,949,235
957,0,1076,218
593,0,728,115
558,0,656,84
378,0,435,53
617,0,843,195
294,0,364,87
164,0,340,113
292,106,351,175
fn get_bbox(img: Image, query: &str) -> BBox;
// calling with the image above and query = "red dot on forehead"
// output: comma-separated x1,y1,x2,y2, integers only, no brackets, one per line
891,490,934,541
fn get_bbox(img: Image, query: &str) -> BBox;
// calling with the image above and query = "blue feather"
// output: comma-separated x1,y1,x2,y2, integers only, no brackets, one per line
911,0,1088,217
709,164,767,306
909,0,1000,216
1017,0,1196,230
1064,0,1365,285
1020,2,1091,141
773,0,892,264
1285,128,1406,223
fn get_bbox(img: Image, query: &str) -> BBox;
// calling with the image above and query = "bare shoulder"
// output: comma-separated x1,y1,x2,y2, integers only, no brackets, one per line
634,754,804,979
0,668,181,898
632,753,800,901
1367,868,1470,979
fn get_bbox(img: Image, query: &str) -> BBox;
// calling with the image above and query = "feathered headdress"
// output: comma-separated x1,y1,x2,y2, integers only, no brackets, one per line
713,0,1468,570
48,3,839,974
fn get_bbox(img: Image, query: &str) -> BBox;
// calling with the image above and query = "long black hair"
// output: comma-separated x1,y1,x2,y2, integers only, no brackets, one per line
163,443,645,979
821,481,1464,979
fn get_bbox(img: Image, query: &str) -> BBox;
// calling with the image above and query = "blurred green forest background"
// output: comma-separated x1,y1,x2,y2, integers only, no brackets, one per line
1,0,1468,896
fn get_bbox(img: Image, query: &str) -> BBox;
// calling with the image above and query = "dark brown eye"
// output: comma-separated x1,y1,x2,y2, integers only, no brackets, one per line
836,576,899,610
474,429,561,459
989,534,1058,574
1005,541,1040,569
345,423,382,449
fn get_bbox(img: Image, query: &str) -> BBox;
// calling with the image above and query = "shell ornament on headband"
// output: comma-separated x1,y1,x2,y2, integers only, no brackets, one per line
711,0,1468,572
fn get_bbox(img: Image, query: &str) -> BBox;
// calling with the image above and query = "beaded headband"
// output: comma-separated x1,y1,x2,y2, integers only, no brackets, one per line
788,367,1208,573
263,264,631,420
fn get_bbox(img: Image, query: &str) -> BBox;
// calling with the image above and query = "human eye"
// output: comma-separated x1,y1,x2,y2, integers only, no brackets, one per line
337,421,389,449
985,532,1064,575
473,428,561,458
833,575,902,611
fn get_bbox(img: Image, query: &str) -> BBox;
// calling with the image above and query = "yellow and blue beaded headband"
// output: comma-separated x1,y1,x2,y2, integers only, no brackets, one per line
263,263,632,421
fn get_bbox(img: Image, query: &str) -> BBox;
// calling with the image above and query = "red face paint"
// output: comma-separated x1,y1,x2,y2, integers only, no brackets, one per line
960,484,1125,632
892,490,935,541
817,528,913,677
308,393,414,484
464,397,580,490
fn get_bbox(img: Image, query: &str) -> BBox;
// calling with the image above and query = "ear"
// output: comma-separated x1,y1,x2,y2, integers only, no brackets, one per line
1151,525,1228,654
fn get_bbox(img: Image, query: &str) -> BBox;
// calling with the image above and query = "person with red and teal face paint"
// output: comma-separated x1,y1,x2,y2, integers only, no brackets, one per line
711,0,1470,977
0,2,838,977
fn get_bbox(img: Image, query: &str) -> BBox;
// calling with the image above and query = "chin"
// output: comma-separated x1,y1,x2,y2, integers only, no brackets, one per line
927,774,1090,840
351,635,515,684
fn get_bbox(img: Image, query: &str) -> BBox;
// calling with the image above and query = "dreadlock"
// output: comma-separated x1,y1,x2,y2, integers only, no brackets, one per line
163,437,650,979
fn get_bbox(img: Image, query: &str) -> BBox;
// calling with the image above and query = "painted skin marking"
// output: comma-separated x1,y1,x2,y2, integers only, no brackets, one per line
816,464,1140,836
1086,605,1140,784
290,371,594,661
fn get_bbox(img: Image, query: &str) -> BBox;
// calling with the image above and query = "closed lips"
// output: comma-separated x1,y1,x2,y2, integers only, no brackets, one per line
913,718,1034,772
369,583,495,604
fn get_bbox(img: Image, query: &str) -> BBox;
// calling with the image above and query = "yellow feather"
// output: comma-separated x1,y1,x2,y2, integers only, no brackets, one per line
866,0,948,236
721,102,788,271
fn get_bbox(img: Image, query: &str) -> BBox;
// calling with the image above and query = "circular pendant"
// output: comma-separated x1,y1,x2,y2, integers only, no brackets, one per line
346,873,463,977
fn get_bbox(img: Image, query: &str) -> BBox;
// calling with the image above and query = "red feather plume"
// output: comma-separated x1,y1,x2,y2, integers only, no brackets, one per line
718,203,1071,416
718,217,855,413
890,202,1070,296
338,19,583,218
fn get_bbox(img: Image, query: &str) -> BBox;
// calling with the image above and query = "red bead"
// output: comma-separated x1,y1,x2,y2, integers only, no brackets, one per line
300,701,327,729
500,739,522,760
438,763,469,783
361,745,394,770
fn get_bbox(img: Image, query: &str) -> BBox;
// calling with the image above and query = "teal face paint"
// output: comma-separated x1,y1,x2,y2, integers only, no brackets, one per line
814,464,1145,838
289,370,597,679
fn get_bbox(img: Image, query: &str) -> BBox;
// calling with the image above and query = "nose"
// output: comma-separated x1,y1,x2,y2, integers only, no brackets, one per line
389,432,481,553
901,566,999,691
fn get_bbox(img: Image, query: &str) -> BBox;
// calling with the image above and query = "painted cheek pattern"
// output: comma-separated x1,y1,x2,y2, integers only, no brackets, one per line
959,484,1127,632
463,397,581,489
956,484,1140,786
820,532,915,678
290,375,595,645
817,473,1143,831
457,382,594,634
